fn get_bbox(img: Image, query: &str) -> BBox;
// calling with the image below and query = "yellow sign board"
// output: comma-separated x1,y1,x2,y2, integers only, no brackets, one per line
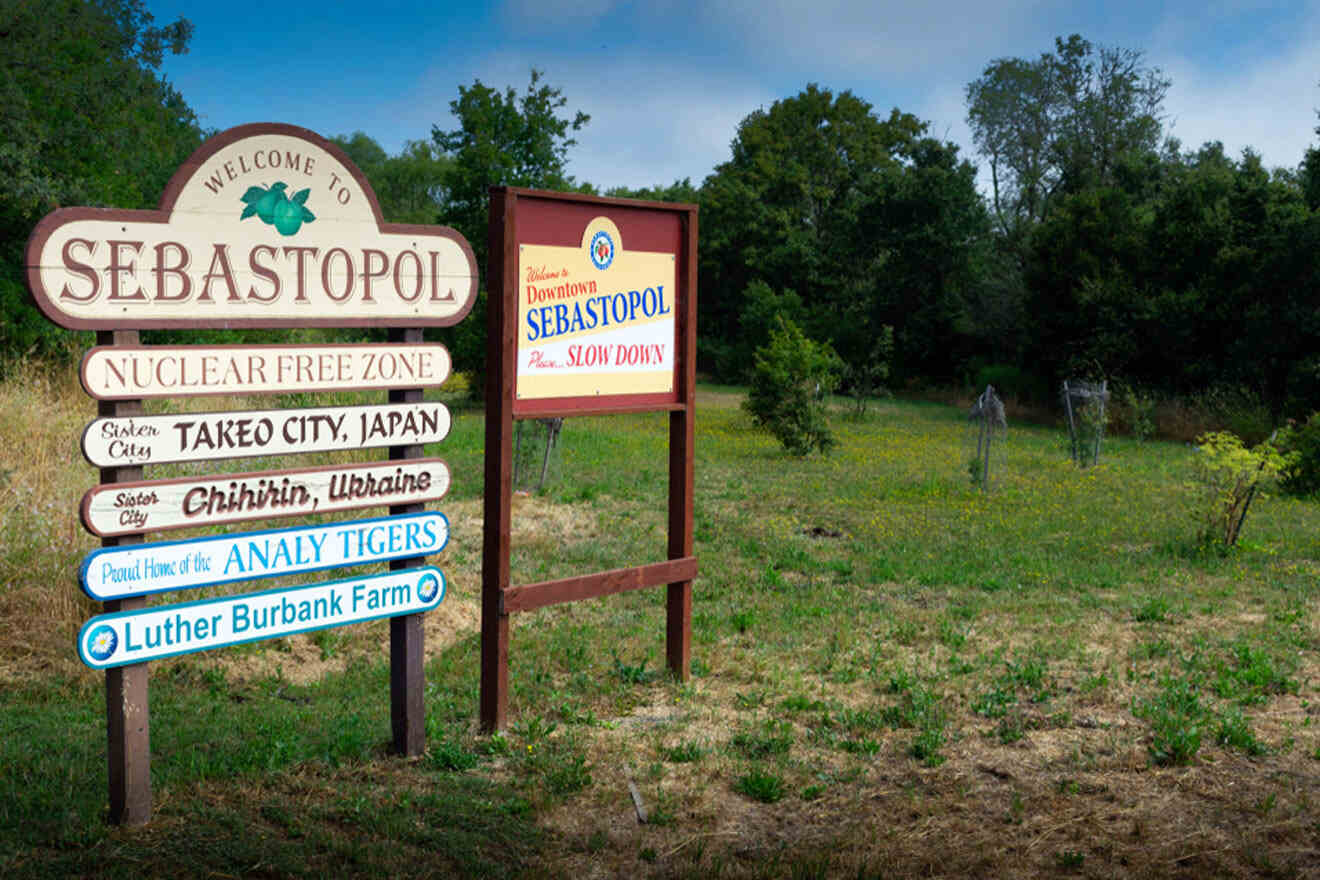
516,216,675,401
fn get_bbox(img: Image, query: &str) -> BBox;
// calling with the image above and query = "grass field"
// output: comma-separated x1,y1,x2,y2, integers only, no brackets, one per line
1,362,1317,878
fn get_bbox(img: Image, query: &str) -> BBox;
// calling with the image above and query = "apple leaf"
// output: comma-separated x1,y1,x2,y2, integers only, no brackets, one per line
291,188,310,205
300,206,316,223
240,185,267,204
240,204,258,219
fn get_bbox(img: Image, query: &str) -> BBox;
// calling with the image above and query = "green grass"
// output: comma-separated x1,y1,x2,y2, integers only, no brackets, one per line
2,381,1319,876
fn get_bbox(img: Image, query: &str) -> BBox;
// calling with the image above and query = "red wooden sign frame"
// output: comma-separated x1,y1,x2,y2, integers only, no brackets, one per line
482,187,698,730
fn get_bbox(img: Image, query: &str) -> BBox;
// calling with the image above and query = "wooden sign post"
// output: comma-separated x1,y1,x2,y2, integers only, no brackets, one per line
25,123,477,824
482,187,698,730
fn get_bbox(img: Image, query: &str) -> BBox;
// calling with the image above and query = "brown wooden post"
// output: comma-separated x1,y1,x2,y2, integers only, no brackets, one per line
481,187,515,731
666,208,698,679
98,329,151,826
388,326,427,754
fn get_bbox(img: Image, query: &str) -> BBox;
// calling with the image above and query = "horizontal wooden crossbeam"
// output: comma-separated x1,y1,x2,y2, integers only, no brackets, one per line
501,556,698,615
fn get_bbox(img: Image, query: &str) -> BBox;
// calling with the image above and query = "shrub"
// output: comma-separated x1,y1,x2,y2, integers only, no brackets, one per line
1134,675,1206,766
1276,412,1320,498
843,325,893,418
1190,432,1290,550
1154,387,1274,445
1111,383,1156,442
971,363,1049,403
744,317,843,456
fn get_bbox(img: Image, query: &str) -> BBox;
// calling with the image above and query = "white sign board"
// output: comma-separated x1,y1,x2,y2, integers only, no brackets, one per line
81,459,450,537
78,566,446,669
82,402,450,467
81,343,451,400
81,511,449,600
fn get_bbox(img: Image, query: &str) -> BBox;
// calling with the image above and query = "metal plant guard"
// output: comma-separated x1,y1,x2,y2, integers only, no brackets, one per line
1062,379,1109,467
968,384,1006,490
513,417,564,492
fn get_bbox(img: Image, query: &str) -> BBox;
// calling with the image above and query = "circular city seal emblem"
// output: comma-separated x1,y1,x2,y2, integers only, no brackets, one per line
87,625,118,662
589,229,615,270
416,571,442,604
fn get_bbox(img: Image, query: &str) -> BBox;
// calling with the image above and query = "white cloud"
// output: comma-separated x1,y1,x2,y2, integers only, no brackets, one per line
372,0,1320,193
394,51,776,190
1159,15,1320,170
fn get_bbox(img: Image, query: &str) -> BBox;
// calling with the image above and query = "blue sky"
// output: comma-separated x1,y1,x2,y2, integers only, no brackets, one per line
157,1,1320,191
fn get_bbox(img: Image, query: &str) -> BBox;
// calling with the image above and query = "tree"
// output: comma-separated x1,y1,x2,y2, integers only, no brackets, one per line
744,316,843,456
433,68,589,273
604,178,700,204
431,69,589,381
332,132,452,224
966,34,1170,239
0,0,202,359
701,84,986,383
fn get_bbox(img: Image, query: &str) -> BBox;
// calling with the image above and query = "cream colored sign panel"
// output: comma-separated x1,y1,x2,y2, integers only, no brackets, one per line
82,402,451,467
81,459,451,537
517,217,676,400
80,343,450,400
25,123,477,329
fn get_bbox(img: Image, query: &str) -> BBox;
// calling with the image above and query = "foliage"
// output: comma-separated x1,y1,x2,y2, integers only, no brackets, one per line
700,83,987,382
431,68,589,381
1190,431,1290,550
729,280,806,381
966,33,1170,237
0,0,202,361
433,67,589,274
603,178,700,204
331,132,452,224
1275,412,1320,498
735,768,786,803
843,325,893,417
743,317,843,455
971,363,1047,403
1119,385,1157,442
1133,675,1205,766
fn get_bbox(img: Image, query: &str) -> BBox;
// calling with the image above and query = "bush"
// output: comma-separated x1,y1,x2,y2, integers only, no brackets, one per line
1276,412,1320,498
1110,383,1156,442
1190,431,1289,550
744,317,843,456
971,363,1048,403
843,325,893,418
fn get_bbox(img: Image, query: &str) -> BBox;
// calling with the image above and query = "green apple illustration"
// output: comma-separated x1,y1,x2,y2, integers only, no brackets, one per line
239,182,315,236
273,198,304,235
254,182,288,224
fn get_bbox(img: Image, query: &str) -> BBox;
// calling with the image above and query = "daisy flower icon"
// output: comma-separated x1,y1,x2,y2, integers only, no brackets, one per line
88,625,118,662
417,572,441,604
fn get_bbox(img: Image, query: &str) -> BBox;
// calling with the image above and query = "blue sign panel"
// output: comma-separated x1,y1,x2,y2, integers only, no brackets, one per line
78,566,446,669
80,512,448,600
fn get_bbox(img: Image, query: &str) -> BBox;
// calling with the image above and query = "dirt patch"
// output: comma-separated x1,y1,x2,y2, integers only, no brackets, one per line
211,596,481,686
207,493,594,686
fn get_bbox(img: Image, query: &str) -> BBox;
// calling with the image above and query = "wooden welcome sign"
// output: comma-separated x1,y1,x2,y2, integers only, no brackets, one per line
25,123,477,826
482,188,698,730
26,125,476,328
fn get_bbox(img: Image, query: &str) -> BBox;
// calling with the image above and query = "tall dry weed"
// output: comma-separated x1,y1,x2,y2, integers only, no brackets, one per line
0,360,103,681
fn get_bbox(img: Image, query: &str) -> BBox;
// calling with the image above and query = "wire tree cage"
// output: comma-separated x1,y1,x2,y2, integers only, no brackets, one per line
513,417,564,493
967,384,1006,490
1062,379,1109,467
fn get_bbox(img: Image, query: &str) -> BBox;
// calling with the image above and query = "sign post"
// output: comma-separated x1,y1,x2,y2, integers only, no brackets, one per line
98,328,151,825
482,187,698,730
25,123,477,824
